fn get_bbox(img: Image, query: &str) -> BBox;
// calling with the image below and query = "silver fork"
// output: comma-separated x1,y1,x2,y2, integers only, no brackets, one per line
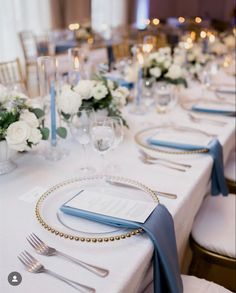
27,233,109,277
188,113,227,126
18,251,95,293
140,156,186,172
139,149,191,168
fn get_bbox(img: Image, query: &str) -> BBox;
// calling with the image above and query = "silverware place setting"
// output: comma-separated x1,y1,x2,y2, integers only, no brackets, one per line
106,179,177,199
18,251,96,293
139,149,191,173
26,233,109,277
188,113,227,127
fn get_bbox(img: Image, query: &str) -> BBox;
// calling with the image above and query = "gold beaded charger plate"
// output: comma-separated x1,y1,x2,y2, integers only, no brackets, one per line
135,125,213,155
35,175,159,243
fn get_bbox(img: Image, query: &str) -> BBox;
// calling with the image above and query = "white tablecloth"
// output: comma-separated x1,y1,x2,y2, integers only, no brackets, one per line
0,72,235,293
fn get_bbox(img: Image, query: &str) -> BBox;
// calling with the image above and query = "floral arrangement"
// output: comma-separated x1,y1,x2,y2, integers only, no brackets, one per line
222,34,235,50
142,47,188,87
57,75,129,127
0,85,46,151
75,23,92,42
185,44,212,76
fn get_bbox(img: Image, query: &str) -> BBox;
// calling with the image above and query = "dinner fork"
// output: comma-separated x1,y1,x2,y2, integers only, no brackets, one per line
18,251,95,293
188,113,227,126
139,149,192,168
27,233,109,277
140,156,186,172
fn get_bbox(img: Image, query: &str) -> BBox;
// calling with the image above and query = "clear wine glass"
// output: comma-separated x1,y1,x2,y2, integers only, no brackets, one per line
107,116,124,172
90,116,115,176
70,108,95,174
154,82,178,117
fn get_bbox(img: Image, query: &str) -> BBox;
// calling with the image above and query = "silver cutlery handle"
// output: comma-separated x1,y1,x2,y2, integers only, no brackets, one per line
154,157,191,168
45,269,95,293
155,191,177,199
57,251,109,277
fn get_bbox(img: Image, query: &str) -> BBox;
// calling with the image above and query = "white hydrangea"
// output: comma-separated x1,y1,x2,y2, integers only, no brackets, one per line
74,80,95,100
20,110,39,128
90,82,108,100
57,84,82,115
107,79,115,90
165,64,183,80
150,67,162,78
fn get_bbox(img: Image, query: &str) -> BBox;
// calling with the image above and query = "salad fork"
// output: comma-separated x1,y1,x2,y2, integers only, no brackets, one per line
27,233,109,277
140,156,186,172
18,251,95,293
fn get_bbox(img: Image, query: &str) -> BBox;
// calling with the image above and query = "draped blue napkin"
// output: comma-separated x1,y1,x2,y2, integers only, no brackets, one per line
60,203,183,293
191,105,235,117
147,137,229,196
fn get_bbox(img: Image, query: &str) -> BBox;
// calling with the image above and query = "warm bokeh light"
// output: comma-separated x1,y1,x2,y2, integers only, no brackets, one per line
145,19,150,25
195,17,202,23
233,27,236,36
190,31,196,41
178,17,185,23
142,44,153,53
200,31,207,38
68,23,80,30
209,34,215,43
152,18,160,25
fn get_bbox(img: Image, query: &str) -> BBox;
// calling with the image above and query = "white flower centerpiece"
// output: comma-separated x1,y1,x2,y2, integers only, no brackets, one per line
0,85,46,174
142,47,188,87
185,44,212,77
57,75,129,127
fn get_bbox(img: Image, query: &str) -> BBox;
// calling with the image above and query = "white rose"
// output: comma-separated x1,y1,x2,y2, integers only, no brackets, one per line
74,80,95,100
28,127,42,144
187,53,195,62
91,83,108,100
159,47,171,55
20,110,39,128
163,59,172,68
6,121,30,151
57,85,82,115
165,64,183,79
150,67,162,78
173,55,185,65
111,88,127,108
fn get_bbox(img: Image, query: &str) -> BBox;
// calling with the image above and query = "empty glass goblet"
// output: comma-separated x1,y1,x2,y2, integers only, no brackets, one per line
154,82,177,114
90,116,115,176
70,108,95,174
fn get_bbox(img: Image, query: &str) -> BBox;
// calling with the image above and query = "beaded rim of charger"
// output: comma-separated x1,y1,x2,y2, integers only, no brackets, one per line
35,175,159,243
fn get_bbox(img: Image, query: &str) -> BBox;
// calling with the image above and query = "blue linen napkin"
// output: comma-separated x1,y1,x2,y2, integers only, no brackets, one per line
191,105,236,117
108,76,134,89
147,137,229,196
60,203,183,293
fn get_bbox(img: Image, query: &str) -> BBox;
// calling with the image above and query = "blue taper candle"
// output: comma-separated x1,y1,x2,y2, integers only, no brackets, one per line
50,81,57,147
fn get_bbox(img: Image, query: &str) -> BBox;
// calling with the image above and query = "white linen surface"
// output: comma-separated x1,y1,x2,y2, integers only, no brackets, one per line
0,71,235,293
225,150,236,181
142,276,232,293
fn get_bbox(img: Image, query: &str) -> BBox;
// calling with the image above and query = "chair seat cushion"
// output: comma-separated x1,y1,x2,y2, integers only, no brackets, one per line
225,150,236,182
192,194,236,258
142,275,232,292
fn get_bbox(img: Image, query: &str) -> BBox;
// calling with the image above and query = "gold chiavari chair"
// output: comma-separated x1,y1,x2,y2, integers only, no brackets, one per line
112,40,132,61
0,58,26,92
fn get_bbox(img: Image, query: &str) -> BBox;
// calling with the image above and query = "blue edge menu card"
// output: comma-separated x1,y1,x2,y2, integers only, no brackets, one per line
61,195,183,293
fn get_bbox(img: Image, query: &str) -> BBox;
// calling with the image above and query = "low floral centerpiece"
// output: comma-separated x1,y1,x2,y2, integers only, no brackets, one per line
57,75,129,127
142,47,188,87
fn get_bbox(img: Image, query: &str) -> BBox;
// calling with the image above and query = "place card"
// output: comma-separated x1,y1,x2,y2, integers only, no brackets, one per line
18,186,46,203
61,190,158,223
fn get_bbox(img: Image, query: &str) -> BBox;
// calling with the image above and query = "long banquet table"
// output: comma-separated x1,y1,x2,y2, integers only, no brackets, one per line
0,70,235,293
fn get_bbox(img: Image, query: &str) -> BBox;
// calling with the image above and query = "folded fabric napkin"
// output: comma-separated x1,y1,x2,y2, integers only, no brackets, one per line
108,76,134,89
147,137,228,196
60,203,183,293
191,104,235,117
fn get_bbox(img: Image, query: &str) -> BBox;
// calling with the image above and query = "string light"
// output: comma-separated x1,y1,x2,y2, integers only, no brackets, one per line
68,23,80,30
200,31,207,38
152,18,160,25
178,17,185,23
195,17,202,24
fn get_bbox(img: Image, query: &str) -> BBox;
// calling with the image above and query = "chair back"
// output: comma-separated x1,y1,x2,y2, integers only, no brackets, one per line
0,58,26,91
19,31,38,64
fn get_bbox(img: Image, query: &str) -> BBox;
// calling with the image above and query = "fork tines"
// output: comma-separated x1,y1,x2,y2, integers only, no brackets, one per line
18,251,37,267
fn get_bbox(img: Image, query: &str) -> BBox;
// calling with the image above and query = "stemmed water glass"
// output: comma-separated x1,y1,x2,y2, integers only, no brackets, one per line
89,116,115,176
70,108,95,174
